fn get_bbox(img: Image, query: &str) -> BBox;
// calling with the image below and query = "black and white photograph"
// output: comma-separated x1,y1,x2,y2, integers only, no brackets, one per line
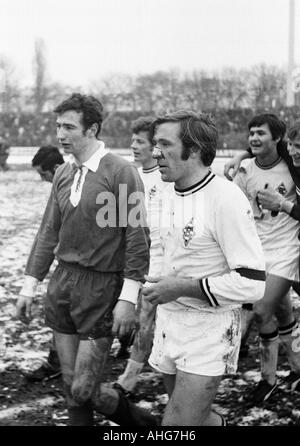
1,0,300,428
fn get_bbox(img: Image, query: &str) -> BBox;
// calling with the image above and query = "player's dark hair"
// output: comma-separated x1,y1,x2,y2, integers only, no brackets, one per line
287,120,300,141
54,93,104,138
32,145,64,173
248,113,286,141
131,116,155,136
248,113,287,155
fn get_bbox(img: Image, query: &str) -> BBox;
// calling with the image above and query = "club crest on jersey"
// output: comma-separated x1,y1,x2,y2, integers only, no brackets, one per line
277,183,287,196
183,217,195,246
148,185,157,200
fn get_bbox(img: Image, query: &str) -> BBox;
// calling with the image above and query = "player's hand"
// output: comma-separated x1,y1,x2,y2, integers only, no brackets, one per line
257,187,283,211
16,276,38,324
223,157,241,180
16,294,34,325
142,275,181,306
112,300,136,339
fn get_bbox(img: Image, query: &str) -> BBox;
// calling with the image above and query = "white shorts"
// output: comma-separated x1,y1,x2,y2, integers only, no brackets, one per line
148,305,241,376
265,245,300,282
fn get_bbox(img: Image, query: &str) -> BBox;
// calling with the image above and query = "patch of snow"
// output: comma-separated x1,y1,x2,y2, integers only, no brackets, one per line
242,370,261,382
0,396,64,421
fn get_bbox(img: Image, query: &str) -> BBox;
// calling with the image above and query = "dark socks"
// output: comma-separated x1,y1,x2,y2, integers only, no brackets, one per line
109,390,159,426
68,402,94,426
259,330,279,385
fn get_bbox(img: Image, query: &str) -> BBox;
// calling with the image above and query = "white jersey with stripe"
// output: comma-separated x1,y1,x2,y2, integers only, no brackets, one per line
138,165,172,276
234,158,299,253
158,171,266,313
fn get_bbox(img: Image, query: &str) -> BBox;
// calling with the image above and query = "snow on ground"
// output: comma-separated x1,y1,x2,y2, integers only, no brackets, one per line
1,167,300,426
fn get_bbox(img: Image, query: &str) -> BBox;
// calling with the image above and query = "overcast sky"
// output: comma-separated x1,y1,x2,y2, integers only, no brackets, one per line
0,0,299,87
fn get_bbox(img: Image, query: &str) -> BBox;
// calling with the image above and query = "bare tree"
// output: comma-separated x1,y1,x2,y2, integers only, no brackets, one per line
0,55,21,113
32,38,48,113
249,64,286,110
218,67,250,109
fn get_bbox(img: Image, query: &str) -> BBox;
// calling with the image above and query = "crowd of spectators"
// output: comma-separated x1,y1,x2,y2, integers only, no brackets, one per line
0,137,10,169
0,113,57,147
0,106,300,150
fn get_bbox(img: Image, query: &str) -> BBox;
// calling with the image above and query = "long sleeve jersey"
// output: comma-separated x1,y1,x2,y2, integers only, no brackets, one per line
25,152,150,282
158,171,266,313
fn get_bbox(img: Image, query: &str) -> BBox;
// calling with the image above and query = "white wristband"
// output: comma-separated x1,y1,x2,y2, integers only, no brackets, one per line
20,276,39,297
118,278,141,306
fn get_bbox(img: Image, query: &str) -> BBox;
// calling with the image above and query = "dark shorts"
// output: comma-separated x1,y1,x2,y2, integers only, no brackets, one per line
45,262,123,340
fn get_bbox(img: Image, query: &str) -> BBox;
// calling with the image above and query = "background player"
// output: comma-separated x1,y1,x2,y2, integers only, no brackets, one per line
234,114,300,403
117,116,171,393
24,145,64,382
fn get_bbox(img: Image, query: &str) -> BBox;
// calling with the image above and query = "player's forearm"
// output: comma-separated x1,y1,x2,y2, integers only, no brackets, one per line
25,189,60,280
144,273,265,308
155,276,258,306
124,224,151,281
271,196,298,219
25,240,55,281
200,270,265,307
171,278,202,300
289,202,300,221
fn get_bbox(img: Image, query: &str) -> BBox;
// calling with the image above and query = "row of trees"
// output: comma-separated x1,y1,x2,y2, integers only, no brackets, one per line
0,38,295,115
93,65,289,115
0,38,299,151
0,62,291,115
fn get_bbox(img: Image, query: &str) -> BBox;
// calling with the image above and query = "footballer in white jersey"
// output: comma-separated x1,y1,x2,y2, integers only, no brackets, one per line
142,111,266,426
233,114,300,405
159,171,265,312
235,157,300,281
117,117,172,394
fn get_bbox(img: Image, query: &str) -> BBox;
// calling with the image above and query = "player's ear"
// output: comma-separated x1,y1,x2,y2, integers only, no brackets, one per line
189,147,199,159
87,123,98,137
